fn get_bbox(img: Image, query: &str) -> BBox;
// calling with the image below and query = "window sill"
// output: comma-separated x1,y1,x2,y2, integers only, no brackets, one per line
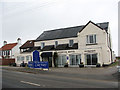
86,43,98,46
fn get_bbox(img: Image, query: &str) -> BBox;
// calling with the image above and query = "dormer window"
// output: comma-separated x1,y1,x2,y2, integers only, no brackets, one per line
41,42,45,49
69,40,74,47
86,34,96,44
55,41,58,48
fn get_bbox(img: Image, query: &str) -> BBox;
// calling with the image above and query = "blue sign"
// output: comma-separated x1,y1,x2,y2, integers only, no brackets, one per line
33,50,40,62
28,61,49,69
28,50,49,69
67,56,69,60
28,61,34,68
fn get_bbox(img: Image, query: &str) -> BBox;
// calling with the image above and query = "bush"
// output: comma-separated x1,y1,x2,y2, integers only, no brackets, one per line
96,63,101,67
64,63,68,67
79,64,84,68
20,63,25,67
9,63,16,67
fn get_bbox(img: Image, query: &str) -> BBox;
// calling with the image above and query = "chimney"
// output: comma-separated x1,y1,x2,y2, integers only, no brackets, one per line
3,41,7,46
17,38,21,44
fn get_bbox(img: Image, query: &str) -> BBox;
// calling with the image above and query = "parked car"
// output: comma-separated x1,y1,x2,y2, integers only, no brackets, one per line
9,63,16,67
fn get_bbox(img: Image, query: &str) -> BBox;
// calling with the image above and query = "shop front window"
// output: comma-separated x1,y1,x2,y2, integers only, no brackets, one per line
26,55,31,61
57,55,67,66
69,54,81,65
85,54,98,65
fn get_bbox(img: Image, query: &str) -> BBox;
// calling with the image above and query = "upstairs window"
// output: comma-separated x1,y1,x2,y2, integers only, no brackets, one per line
41,42,45,49
55,41,58,48
86,35,96,44
69,40,74,47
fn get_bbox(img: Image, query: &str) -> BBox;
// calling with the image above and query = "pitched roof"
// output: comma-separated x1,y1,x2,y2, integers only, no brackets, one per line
36,21,109,41
0,43,17,50
20,40,35,49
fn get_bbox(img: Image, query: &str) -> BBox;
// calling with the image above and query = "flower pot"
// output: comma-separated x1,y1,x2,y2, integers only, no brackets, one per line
79,64,84,68
96,64,101,67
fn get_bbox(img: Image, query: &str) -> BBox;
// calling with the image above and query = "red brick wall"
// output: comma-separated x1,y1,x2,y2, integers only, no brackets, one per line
0,58,15,65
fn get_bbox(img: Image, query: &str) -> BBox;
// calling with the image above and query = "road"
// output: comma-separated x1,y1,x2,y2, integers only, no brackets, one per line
2,66,119,88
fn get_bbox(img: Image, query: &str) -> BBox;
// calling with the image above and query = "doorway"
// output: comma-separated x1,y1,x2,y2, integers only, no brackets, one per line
86,54,98,65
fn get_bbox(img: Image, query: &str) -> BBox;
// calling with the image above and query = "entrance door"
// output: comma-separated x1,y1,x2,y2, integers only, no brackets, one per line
42,57,52,67
86,54,91,65
86,54,97,65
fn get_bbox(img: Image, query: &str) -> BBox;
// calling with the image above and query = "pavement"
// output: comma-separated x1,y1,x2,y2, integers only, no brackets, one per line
1,66,119,88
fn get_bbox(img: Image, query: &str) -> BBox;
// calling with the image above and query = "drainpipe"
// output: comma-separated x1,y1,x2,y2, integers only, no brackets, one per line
107,33,112,63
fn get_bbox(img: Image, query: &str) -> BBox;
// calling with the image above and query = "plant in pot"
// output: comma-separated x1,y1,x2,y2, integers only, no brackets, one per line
64,62,68,67
79,62,84,68
96,63,101,67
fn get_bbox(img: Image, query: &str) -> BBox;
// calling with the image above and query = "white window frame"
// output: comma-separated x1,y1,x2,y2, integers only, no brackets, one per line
26,55,31,61
85,53,98,65
21,56,24,61
86,34,96,44
17,56,20,61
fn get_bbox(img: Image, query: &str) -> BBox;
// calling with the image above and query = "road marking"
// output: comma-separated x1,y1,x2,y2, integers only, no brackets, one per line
20,81,41,87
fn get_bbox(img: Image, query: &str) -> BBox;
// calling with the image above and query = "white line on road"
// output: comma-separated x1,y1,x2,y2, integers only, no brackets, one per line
20,81,41,87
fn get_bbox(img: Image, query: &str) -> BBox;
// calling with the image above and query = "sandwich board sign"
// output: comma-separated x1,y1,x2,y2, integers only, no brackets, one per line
28,50,49,69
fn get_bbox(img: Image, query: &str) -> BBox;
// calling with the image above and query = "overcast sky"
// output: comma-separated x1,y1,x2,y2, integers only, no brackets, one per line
0,0,119,55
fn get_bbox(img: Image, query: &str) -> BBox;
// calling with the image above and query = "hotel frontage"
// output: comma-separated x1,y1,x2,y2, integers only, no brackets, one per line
15,21,115,67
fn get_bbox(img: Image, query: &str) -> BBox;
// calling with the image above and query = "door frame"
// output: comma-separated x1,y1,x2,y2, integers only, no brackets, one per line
85,53,98,65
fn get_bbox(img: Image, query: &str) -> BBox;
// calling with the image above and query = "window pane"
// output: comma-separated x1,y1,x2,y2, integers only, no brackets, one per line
86,54,91,65
76,55,81,65
69,40,73,47
92,54,97,65
58,56,61,65
41,43,45,49
62,55,66,65
86,35,89,43
26,56,29,61
21,56,24,61
55,41,58,47
90,35,94,43
17,56,20,61
70,55,76,65
94,35,96,43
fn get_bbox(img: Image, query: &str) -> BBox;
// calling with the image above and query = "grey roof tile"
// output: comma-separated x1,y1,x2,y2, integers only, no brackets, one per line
36,21,109,41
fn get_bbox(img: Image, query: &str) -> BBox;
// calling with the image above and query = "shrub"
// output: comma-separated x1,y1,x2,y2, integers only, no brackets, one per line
79,62,84,68
96,63,101,67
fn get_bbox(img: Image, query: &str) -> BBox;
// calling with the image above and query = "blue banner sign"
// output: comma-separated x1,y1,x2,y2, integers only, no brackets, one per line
28,61,49,69
33,50,40,62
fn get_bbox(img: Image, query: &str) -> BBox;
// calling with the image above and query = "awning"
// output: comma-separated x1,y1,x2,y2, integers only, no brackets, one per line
41,52,52,57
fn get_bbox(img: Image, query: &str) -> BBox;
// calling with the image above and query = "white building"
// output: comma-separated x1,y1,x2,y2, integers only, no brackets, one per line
16,21,114,67
0,38,22,59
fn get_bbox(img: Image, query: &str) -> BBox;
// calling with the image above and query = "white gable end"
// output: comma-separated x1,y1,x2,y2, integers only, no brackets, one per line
77,22,107,48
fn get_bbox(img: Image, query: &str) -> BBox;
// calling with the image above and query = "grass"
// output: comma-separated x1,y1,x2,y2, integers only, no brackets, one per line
109,61,119,67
